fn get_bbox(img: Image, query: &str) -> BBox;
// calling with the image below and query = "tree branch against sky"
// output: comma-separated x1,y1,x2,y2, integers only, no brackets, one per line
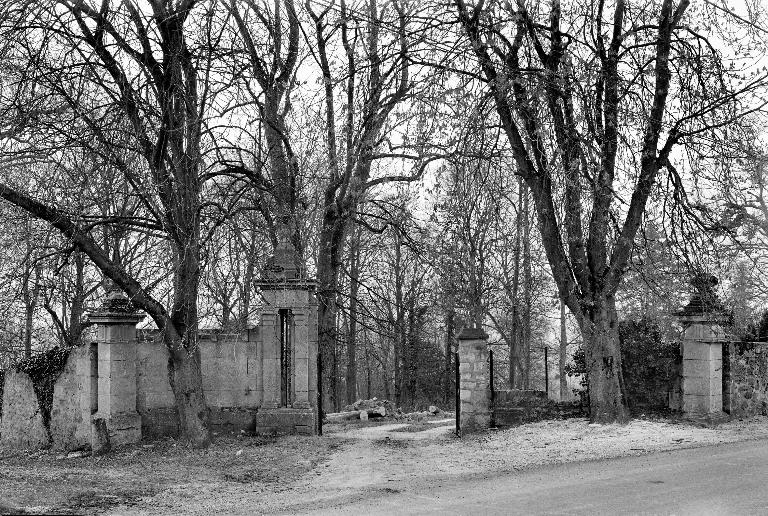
454,0,768,421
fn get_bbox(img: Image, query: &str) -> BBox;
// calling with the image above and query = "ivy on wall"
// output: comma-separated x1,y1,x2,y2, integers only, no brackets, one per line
14,347,71,430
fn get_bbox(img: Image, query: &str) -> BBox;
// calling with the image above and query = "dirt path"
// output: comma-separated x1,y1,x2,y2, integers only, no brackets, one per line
111,415,768,515
6,416,768,515
301,438,768,515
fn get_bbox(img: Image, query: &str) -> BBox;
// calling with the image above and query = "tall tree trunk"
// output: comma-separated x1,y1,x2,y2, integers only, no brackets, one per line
316,218,346,412
406,294,418,408
67,251,87,347
577,294,629,423
166,217,211,447
509,177,523,389
559,299,568,401
393,237,405,406
345,231,360,406
167,342,209,447
22,264,40,359
443,308,455,404
364,330,372,399
381,333,391,400
238,224,258,329
522,185,532,389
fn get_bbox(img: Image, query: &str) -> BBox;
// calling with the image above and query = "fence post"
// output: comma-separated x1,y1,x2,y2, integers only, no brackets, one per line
454,351,460,437
317,352,323,436
544,346,549,396
489,349,495,428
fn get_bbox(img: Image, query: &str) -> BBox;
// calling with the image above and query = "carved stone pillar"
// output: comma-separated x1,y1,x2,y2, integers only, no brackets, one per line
254,222,318,434
87,282,144,445
676,274,729,422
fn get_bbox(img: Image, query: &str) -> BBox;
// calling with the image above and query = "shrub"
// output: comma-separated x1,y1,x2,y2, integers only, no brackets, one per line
565,319,680,414
619,319,680,412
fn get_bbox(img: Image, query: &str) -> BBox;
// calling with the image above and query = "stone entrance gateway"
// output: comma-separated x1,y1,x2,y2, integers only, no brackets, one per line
675,274,730,422
253,225,319,435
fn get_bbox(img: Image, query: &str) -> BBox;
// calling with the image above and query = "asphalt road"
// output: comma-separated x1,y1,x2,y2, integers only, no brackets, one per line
310,439,768,515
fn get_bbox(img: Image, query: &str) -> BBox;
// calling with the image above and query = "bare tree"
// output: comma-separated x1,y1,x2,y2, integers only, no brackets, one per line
455,0,768,421
0,0,232,446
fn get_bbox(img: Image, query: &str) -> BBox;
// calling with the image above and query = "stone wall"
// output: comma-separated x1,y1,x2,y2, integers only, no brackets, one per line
493,389,567,426
1,317,319,448
136,329,261,436
49,346,95,451
724,342,768,417
0,370,50,449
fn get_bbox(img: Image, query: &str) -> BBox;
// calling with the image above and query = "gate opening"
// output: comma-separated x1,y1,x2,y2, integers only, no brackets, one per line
279,308,293,407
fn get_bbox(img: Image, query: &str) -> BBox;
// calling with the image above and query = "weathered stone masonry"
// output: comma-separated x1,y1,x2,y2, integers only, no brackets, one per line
457,326,491,433
723,342,768,417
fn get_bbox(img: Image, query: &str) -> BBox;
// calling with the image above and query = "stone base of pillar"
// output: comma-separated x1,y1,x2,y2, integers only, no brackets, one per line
684,411,729,427
99,410,142,446
255,407,316,435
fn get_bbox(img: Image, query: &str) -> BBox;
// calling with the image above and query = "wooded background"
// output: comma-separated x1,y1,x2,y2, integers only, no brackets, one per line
1,0,767,443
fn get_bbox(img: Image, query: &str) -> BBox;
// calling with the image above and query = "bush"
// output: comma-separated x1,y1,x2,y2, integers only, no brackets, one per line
619,319,680,412
564,347,589,411
564,319,680,414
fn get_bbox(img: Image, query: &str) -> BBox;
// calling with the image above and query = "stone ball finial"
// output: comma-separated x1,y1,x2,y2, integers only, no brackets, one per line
102,278,126,300
678,272,725,318
263,217,306,281
691,273,718,291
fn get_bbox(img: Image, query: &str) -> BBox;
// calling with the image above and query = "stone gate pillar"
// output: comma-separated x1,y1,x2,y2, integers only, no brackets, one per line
458,325,491,433
87,282,144,445
254,223,318,435
676,274,729,421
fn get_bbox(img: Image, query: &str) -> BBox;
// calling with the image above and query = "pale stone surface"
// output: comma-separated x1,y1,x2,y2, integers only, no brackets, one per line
679,316,729,417
50,346,93,451
0,370,50,449
684,341,722,361
91,417,111,455
458,328,490,433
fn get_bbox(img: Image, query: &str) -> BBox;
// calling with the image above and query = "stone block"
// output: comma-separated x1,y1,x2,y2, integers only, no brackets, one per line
103,411,141,446
97,324,137,343
208,389,235,407
255,407,315,435
684,323,727,343
683,342,719,361
294,358,309,390
682,358,718,378
139,407,180,438
682,393,719,414
209,407,258,433
91,417,111,455
683,376,720,396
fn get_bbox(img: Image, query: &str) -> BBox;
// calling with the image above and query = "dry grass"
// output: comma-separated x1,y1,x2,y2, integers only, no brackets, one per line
0,434,341,515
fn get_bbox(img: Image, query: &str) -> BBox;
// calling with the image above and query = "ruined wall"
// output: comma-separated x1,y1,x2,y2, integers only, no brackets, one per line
49,346,95,451
136,329,261,436
0,370,50,449
724,342,768,417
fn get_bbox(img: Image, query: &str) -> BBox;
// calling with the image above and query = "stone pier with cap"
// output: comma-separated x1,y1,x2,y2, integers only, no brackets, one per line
675,274,729,421
254,222,318,435
87,281,145,446
458,325,491,433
